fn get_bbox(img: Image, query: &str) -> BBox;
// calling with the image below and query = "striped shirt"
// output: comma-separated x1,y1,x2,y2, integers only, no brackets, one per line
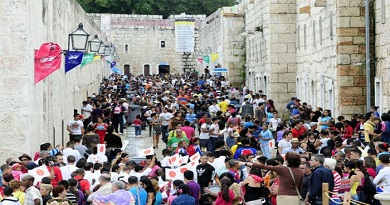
332,171,342,198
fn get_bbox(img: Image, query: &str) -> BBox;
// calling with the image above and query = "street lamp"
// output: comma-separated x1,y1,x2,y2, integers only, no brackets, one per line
68,23,90,51
104,45,111,56
88,34,102,53
98,43,106,55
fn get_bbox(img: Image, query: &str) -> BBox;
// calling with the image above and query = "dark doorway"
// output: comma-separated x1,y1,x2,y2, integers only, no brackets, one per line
143,64,150,76
124,64,130,75
158,65,170,75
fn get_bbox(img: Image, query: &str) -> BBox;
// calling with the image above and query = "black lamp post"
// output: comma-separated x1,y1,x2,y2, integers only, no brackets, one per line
68,23,90,51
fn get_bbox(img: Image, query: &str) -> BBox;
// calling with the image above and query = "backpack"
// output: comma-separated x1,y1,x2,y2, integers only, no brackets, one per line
362,172,376,196
114,106,122,114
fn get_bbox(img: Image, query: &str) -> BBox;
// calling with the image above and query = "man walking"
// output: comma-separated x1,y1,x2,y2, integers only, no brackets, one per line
308,154,334,205
22,175,42,205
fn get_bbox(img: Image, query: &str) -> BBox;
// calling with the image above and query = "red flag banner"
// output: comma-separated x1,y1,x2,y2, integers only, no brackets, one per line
34,43,62,84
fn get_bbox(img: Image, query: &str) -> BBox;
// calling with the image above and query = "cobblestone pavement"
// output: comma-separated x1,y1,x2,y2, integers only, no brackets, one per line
123,126,166,160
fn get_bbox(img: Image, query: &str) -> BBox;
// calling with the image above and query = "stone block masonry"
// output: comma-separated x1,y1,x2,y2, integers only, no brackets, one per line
336,0,366,116
0,0,109,163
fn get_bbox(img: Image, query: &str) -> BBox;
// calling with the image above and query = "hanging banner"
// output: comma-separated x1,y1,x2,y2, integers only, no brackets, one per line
34,43,62,84
80,53,95,68
110,61,116,68
203,55,210,64
93,55,101,62
197,57,203,63
65,51,84,73
175,19,195,52
211,52,219,62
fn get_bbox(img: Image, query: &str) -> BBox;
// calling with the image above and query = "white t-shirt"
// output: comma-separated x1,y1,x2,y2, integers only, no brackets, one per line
199,123,211,139
209,123,219,138
374,166,390,193
160,156,170,167
318,138,330,153
269,118,281,129
81,104,93,118
68,120,83,134
278,139,291,154
159,112,173,126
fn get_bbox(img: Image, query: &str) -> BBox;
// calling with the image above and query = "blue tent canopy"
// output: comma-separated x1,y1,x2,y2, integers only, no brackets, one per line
111,67,121,74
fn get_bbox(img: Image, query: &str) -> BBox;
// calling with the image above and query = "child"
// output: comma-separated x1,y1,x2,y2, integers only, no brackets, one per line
133,115,142,137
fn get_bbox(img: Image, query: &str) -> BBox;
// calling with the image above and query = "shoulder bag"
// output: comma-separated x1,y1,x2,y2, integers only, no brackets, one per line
287,167,304,205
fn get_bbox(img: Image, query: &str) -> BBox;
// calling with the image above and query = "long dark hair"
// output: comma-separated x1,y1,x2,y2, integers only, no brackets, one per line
345,161,356,179
220,177,232,202
140,176,156,203
68,178,80,199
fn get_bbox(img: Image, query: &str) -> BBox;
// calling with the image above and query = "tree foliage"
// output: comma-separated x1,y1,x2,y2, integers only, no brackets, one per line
76,0,237,18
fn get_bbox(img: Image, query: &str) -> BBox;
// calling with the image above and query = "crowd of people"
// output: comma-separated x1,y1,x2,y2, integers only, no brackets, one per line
1,72,390,205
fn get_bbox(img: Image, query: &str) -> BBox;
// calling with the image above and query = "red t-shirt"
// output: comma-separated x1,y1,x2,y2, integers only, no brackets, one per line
133,119,142,126
73,175,90,194
291,127,306,138
47,166,63,187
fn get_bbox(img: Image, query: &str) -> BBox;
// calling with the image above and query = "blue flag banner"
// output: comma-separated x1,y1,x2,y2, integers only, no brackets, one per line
110,61,116,68
65,51,84,73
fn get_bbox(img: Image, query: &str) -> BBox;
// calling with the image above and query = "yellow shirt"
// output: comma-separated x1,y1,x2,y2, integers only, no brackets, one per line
231,142,242,155
363,121,374,143
219,101,229,112
13,190,25,205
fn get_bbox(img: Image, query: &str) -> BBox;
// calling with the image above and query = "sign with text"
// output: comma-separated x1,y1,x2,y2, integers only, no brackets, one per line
175,19,195,52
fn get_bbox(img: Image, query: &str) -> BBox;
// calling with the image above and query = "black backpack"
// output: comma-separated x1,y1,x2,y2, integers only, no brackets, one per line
362,172,376,196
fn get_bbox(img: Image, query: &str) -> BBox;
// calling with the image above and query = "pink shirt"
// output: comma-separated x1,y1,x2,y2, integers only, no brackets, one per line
181,126,195,141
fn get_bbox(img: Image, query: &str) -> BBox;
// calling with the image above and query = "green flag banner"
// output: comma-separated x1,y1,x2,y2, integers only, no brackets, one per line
80,53,95,68
203,55,210,64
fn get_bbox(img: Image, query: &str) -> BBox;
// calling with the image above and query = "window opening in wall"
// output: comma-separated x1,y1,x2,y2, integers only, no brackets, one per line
311,81,316,108
305,80,308,102
296,78,301,99
320,77,325,108
160,41,166,48
328,83,334,115
313,21,316,47
382,0,386,24
124,44,129,53
297,25,300,49
264,76,268,95
124,64,130,75
330,13,333,40
319,17,323,44
375,80,382,113
304,24,307,48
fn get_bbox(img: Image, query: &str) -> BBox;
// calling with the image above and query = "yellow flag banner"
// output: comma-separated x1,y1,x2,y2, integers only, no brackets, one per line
211,52,219,61
93,55,101,62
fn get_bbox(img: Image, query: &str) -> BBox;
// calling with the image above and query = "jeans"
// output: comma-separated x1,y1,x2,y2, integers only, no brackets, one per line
112,117,124,133
135,126,141,136
260,143,271,159
200,139,209,151
209,137,219,152
161,125,169,143
330,198,342,205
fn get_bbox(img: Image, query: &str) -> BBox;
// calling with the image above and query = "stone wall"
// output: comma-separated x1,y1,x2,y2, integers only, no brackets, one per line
0,0,109,162
244,0,297,111
296,0,338,114
198,7,245,86
89,14,205,76
375,0,390,114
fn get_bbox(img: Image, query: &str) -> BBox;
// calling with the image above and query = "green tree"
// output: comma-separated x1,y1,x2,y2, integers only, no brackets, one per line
76,0,236,18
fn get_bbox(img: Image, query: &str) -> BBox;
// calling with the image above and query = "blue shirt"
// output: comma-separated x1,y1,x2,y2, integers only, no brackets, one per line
234,147,257,159
266,112,273,123
154,192,162,205
260,130,273,144
172,194,196,205
186,113,197,124
129,187,147,205
243,122,254,129
321,116,331,130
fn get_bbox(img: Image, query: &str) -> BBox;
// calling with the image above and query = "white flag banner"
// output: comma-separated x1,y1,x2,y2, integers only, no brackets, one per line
190,152,201,162
169,153,181,167
166,168,182,181
97,144,106,155
28,165,50,185
121,140,129,151
179,155,189,164
137,146,154,157
269,139,276,149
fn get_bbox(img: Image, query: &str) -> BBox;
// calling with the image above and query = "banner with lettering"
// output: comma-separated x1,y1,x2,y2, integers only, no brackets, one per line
65,51,84,73
34,43,62,84
175,19,195,52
